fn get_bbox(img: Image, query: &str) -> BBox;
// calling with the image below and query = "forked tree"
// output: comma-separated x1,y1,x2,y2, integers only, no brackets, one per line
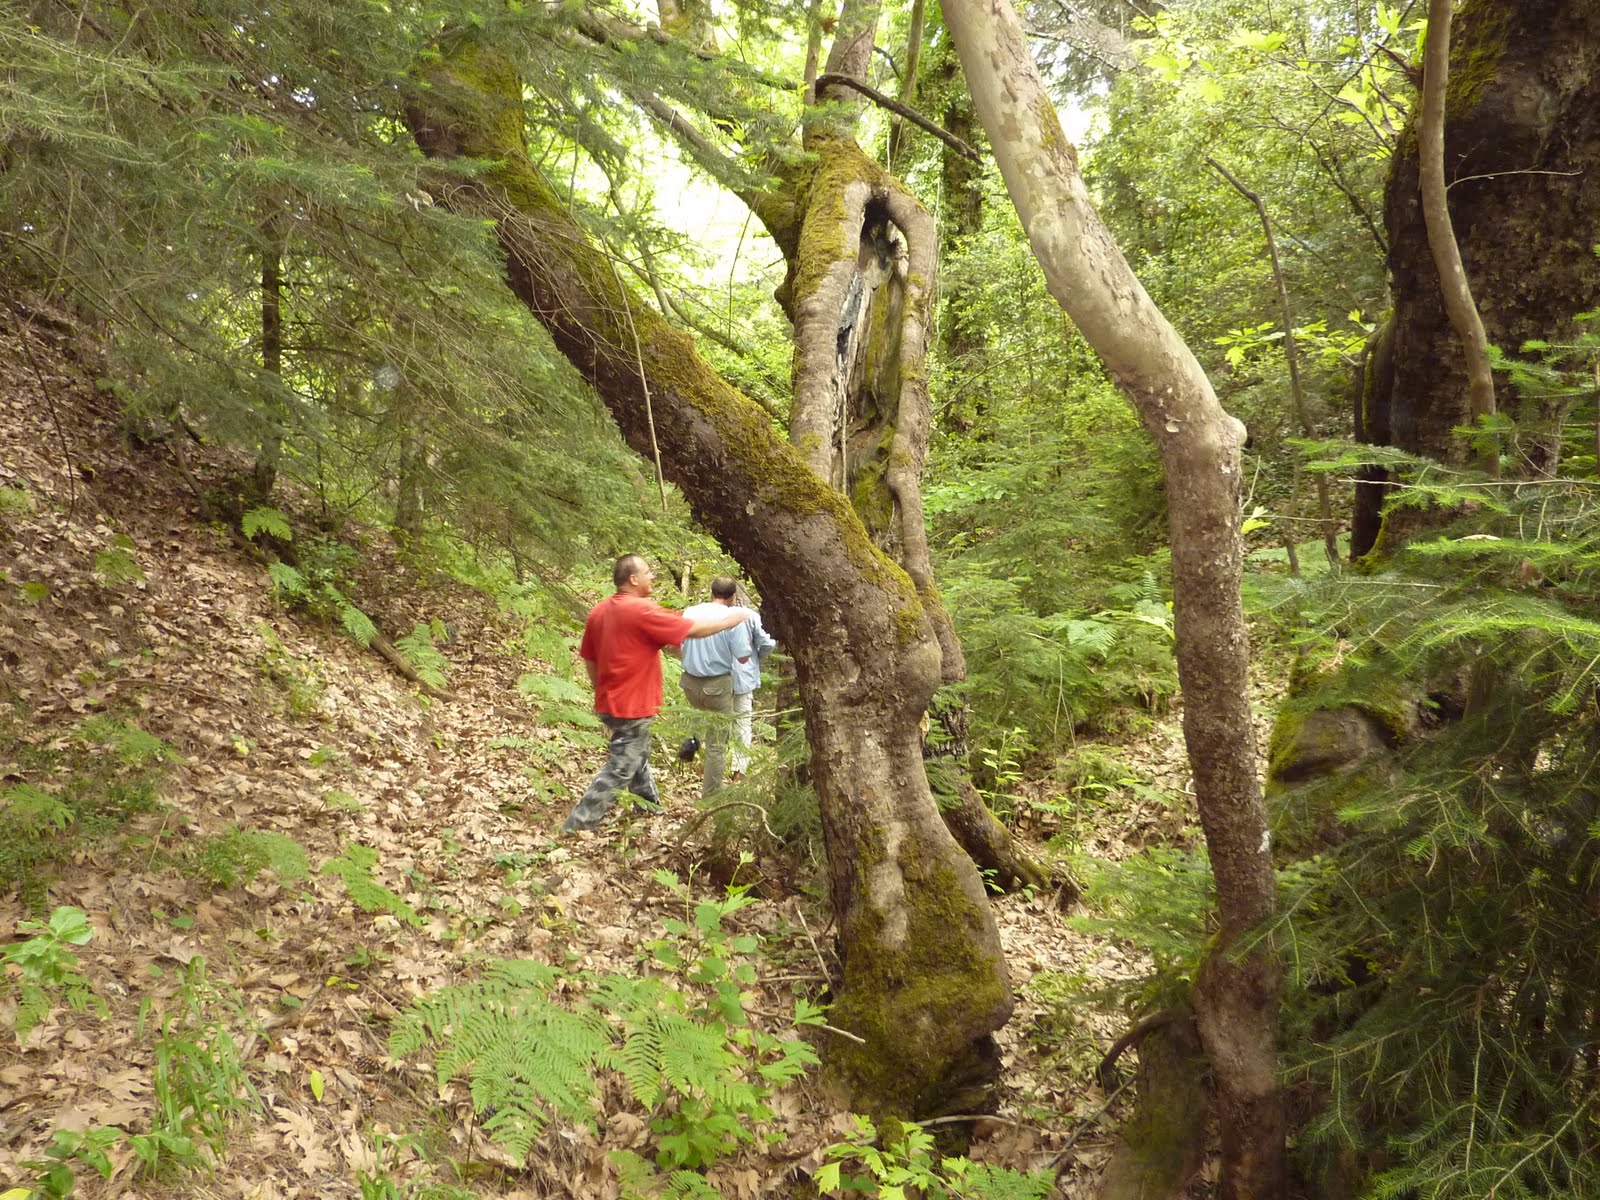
406,38,1011,1117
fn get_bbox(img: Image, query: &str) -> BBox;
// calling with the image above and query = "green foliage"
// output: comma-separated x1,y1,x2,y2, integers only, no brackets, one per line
0,0,715,624
817,1115,1053,1200
75,715,179,766
137,958,260,1172
0,484,34,518
93,534,145,585
518,671,601,728
263,534,382,647
242,505,294,541
4,906,106,1044
21,1126,122,1200
188,827,310,888
254,621,325,716
267,561,309,598
393,877,818,1173
611,1149,723,1200
322,843,425,926
0,713,168,897
395,620,452,690
1245,461,1600,1196
0,782,73,836
1070,847,1214,984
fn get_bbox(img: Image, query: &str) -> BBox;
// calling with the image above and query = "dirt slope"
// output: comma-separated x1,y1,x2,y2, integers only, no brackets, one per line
0,306,1177,1198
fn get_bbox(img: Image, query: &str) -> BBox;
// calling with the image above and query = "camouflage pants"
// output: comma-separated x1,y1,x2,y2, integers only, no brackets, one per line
560,715,660,833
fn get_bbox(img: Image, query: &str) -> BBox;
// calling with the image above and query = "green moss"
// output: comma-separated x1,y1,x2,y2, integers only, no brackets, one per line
826,850,1008,1118
1445,6,1511,120
424,41,936,655
792,135,889,308
1267,667,1417,786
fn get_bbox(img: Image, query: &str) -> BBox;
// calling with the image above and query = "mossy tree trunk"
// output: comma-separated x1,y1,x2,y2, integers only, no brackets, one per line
576,0,1039,891
941,0,1285,1193
1355,0,1600,554
778,4,1043,892
405,39,1012,1118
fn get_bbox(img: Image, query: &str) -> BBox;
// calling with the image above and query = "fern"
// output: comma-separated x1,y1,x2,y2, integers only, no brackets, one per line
93,539,144,585
391,960,613,1164
321,844,423,926
394,886,818,1172
191,828,309,887
75,716,178,766
610,1150,723,1200
395,621,450,690
331,591,378,647
1,783,74,834
241,505,293,541
267,561,309,598
517,672,586,705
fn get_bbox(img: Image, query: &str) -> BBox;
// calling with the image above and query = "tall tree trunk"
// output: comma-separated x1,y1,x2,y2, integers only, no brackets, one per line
252,224,284,503
933,30,986,388
405,40,1012,1118
774,2,1043,891
1357,0,1600,549
940,0,1285,1194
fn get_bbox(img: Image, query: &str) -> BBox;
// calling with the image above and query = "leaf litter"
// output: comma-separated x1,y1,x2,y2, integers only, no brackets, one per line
0,309,1272,1197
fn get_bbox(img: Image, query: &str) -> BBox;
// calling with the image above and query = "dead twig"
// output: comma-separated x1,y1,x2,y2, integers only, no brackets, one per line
793,900,835,991
672,799,778,842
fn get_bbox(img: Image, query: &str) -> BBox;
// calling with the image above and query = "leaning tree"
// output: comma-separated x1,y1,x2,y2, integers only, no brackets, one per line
939,0,1286,1193
406,37,1011,1118
552,0,1046,890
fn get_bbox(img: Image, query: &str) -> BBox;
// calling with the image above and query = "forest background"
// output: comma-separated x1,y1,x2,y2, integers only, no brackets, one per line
3,0,1600,1198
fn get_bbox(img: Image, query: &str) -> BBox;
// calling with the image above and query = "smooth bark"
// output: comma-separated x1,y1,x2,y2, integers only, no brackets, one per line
1417,0,1497,476
940,0,1284,1193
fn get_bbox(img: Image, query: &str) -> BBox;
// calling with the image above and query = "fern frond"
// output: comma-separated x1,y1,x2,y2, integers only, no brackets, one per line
242,506,293,541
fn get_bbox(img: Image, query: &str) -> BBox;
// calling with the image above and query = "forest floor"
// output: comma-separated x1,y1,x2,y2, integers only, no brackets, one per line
0,310,1273,1199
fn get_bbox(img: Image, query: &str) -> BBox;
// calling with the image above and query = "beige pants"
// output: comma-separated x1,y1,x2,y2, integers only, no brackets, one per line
681,673,752,796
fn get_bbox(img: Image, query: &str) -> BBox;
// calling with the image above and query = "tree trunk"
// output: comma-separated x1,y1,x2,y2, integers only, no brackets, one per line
405,40,1012,1118
939,0,1285,1194
1360,0,1600,543
252,227,284,503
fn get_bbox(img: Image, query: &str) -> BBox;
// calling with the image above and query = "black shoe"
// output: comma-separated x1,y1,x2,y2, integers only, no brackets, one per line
678,736,700,762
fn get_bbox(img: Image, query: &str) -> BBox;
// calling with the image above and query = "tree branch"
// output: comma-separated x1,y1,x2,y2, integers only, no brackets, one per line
1206,155,1339,566
813,73,983,163
1418,0,1498,474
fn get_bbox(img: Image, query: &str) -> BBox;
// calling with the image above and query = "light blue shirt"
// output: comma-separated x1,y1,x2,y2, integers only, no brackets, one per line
681,603,777,695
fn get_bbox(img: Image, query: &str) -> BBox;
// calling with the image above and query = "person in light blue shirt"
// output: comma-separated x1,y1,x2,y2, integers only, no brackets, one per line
679,576,777,795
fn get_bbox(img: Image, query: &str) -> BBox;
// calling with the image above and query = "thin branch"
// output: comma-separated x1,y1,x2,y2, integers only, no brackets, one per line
1418,0,1497,475
1206,155,1339,566
1449,167,1583,190
672,799,779,842
793,900,835,990
814,73,983,163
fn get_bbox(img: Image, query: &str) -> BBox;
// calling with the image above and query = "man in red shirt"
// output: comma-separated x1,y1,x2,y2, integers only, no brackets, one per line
560,554,755,833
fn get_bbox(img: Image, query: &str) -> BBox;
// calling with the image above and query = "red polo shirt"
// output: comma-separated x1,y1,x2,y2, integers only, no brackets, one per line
580,593,694,718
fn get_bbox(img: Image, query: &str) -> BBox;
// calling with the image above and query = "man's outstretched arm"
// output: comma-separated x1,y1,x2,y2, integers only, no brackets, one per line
684,606,753,639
